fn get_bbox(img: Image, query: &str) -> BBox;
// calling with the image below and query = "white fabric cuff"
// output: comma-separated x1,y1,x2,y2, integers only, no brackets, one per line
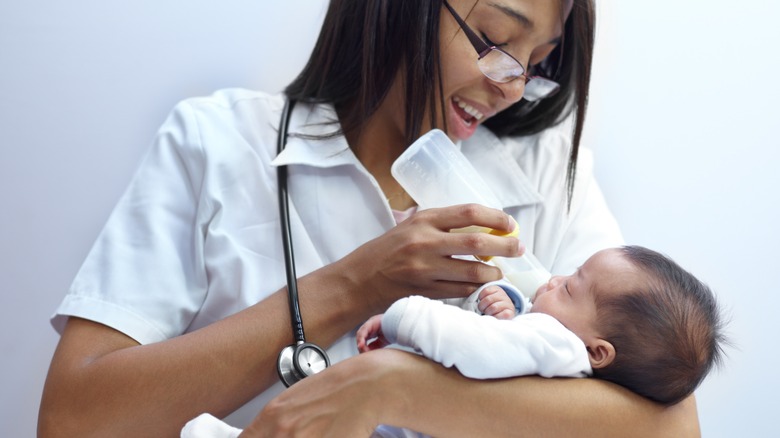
181,413,242,438
380,296,411,345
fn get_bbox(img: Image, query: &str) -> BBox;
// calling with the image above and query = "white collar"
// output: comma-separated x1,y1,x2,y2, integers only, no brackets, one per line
271,101,357,168
461,128,543,209
271,101,543,210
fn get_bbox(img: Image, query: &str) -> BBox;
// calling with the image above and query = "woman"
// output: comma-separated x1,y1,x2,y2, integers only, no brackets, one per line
39,0,700,436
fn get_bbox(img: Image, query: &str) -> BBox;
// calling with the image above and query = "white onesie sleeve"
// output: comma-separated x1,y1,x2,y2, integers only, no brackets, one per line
381,295,591,379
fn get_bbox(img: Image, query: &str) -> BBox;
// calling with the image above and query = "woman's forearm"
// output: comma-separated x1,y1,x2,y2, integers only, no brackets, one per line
249,348,699,437
38,265,369,438
39,205,521,437
385,350,700,438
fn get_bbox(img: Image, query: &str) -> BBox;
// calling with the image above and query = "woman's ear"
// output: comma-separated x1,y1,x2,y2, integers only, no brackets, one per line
586,339,616,369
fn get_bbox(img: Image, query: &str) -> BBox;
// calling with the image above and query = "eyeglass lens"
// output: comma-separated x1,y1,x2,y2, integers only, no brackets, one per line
479,50,559,101
477,50,524,83
524,77,560,101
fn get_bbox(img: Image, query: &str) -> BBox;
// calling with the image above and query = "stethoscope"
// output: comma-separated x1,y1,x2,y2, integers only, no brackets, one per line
275,98,331,387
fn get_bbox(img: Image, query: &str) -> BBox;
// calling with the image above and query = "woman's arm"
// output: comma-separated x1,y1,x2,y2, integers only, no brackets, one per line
39,205,521,437
398,354,700,437
38,270,361,438
248,348,700,437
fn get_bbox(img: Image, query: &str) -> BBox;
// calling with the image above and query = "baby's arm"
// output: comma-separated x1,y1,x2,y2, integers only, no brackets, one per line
381,296,591,379
357,284,516,354
358,282,516,352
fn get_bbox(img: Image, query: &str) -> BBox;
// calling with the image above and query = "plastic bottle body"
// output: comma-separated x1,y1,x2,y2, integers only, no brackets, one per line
391,130,551,300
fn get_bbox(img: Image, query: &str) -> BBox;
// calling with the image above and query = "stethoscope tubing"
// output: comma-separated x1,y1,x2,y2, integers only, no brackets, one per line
276,98,306,344
275,98,331,387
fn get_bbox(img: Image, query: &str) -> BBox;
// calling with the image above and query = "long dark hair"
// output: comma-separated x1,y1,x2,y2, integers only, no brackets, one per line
285,0,596,204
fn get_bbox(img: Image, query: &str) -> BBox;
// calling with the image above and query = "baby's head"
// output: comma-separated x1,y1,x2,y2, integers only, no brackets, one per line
531,245,726,405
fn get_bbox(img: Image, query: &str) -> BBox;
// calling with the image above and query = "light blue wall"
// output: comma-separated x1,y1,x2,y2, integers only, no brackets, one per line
0,2,328,436
1,1,776,436
587,2,779,436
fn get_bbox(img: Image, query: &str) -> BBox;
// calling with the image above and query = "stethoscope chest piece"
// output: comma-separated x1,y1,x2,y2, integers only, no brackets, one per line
277,342,331,387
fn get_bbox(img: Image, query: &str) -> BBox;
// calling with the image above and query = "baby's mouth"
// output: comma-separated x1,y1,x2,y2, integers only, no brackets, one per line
452,96,485,126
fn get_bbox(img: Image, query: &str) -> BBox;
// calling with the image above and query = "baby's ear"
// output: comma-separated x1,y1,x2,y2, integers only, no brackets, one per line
586,339,616,369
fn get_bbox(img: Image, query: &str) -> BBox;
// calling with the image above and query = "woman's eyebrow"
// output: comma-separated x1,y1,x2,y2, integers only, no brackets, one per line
487,2,563,45
487,2,533,29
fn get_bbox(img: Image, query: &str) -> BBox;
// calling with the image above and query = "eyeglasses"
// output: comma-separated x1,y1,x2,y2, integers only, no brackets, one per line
443,1,560,102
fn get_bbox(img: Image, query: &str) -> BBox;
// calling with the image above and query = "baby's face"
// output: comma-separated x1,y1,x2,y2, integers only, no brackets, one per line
530,248,641,343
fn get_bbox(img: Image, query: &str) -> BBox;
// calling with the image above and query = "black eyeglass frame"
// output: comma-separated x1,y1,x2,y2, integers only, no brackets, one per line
442,0,560,101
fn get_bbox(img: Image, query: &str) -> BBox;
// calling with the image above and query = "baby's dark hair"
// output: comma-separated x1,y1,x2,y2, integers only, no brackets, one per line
591,245,726,405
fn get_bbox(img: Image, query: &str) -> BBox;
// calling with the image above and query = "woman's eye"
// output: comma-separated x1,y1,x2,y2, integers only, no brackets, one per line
480,32,501,47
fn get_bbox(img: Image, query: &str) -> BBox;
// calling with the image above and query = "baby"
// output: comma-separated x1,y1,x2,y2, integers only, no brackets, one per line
357,245,726,406
181,245,726,438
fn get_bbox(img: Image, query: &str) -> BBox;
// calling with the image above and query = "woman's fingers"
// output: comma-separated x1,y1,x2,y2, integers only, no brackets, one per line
408,205,523,259
443,229,523,260
337,203,525,311
429,257,502,285
244,352,398,437
422,204,515,234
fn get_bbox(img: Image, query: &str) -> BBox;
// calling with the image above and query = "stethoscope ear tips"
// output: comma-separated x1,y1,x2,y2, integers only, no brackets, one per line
277,342,331,387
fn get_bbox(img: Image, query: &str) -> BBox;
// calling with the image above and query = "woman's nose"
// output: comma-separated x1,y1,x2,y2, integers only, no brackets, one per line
493,77,527,104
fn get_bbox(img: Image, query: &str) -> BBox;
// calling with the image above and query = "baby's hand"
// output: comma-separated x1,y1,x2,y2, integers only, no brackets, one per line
478,285,516,319
356,314,389,353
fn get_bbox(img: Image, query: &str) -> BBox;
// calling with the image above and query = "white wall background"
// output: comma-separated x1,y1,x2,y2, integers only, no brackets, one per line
0,1,776,436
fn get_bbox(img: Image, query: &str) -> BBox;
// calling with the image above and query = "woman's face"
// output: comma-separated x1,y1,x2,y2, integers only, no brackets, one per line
437,0,570,141
369,0,571,153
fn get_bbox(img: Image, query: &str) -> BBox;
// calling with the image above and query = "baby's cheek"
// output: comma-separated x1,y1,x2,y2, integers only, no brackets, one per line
529,298,547,314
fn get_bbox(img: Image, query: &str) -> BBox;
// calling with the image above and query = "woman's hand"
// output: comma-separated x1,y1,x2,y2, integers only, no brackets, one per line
335,204,523,315
240,349,408,438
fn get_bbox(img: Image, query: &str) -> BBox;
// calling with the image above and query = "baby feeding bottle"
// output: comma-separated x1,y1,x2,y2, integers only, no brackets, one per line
391,129,551,299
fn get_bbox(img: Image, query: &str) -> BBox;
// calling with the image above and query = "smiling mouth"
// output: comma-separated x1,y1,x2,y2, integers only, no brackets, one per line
453,96,485,126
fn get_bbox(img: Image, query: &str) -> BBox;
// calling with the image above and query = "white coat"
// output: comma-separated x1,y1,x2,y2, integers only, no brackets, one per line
52,88,623,426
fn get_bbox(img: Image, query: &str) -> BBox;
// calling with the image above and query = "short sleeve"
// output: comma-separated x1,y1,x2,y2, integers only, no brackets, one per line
51,100,210,344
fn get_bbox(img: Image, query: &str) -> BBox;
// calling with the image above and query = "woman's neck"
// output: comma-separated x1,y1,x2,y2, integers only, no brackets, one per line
341,104,416,211
350,128,416,210
338,70,421,210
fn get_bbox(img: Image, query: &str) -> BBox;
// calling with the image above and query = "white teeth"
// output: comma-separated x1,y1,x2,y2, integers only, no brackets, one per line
453,96,484,121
